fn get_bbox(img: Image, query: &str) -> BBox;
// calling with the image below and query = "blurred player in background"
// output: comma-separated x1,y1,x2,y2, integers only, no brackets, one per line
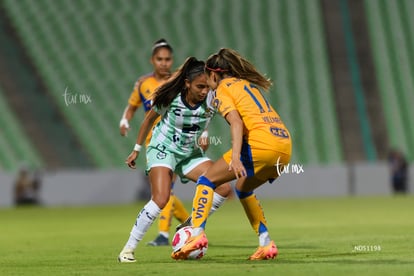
119,38,189,246
14,165,41,206
172,48,292,261
388,148,408,194
118,57,231,263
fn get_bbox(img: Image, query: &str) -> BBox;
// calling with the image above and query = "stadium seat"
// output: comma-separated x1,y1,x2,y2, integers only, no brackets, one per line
3,0,343,167
365,0,414,161
0,87,44,171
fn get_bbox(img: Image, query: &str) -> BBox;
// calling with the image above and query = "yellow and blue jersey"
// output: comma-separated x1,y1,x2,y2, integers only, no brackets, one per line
214,77,291,154
128,73,168,145
128,73,164,111
214,77,292,180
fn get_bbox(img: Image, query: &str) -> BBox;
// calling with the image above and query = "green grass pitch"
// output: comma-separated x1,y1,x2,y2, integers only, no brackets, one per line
0,195,413,275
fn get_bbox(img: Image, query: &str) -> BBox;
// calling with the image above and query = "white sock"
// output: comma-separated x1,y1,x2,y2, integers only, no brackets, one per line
125,200,161,250
259,231,271,247
209,192,227,216
159,231,169,238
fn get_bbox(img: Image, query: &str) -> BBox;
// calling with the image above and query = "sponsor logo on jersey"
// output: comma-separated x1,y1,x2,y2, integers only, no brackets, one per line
212,98,221,110
270,127,289,138
182,124,201,133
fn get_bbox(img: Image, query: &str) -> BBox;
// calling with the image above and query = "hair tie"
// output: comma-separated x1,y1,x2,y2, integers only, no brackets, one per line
205,65,228,72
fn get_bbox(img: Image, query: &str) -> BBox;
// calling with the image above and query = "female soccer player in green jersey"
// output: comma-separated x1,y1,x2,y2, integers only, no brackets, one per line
118,57,232,263
119,38,190,246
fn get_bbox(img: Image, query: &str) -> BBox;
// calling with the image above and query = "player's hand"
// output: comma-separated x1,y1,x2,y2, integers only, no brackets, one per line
120,125,130,136
125,151,138,169
198,136,209,151
197,130,209,151
228,159,247,179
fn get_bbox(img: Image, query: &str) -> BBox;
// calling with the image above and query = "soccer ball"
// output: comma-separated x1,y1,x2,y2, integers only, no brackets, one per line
172,226,207,260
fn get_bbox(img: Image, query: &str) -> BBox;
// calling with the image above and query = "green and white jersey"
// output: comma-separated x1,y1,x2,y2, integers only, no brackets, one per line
150,90,216,154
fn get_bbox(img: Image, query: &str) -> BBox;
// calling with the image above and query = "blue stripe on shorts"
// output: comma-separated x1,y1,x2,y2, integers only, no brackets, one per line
240,140,254,177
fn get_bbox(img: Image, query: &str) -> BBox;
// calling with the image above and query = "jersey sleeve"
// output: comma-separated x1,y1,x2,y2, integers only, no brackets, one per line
216,85,237,117
128,79,143,107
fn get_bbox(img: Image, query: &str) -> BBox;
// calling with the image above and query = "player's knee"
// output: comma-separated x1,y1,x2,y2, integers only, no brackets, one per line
215,183,232,197
152,194,170,209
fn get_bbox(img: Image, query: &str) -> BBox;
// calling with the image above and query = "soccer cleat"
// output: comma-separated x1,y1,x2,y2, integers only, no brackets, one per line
171,231,208,260
248,240,278,260
118,247,136,263
175,216,192,232
147,234,169,246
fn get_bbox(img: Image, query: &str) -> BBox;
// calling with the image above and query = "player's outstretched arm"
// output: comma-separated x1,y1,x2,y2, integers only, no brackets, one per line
225,110,246,178
125,109,159,169
120,104,138,136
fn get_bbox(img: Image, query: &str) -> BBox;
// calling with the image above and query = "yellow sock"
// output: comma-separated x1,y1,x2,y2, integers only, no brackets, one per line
171,195,189,223
239,193,268,235
158,194,174,233
191,182,214,229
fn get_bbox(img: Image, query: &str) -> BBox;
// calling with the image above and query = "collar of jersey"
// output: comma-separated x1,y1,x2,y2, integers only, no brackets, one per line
180,92,203,110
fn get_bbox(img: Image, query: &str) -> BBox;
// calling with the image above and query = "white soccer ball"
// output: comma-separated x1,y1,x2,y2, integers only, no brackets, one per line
172,226,207,260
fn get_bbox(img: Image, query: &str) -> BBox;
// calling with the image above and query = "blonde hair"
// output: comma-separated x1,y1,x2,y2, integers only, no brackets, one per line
205,48,272,91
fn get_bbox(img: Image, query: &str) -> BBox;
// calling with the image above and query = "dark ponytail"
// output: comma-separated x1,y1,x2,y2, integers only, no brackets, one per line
153,57,205,108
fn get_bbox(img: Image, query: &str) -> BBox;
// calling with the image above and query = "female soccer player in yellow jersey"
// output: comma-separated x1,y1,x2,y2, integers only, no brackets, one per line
119,39,189,246
118,57,231,263
172,48,292,261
